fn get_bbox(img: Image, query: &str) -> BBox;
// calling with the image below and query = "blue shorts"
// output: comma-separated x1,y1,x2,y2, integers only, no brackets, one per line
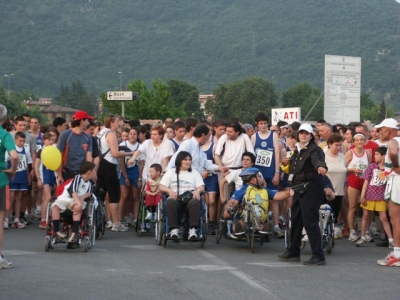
9,182,28,191
281,173,290,188
265,177,279,189
119,173,139,188
204,174,218,193
42,170,56,186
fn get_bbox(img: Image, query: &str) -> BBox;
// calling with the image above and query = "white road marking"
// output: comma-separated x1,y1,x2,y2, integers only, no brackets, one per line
3,250,37,256
178,265,235,271
196,250,283,299
247,262,304,268
121,245,160,250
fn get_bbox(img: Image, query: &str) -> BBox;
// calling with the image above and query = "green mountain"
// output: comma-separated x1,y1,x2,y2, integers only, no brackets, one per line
1,0,399,108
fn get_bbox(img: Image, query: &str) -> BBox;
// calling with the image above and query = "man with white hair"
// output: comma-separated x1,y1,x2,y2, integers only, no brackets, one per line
375,118,400,267
0,104,19,269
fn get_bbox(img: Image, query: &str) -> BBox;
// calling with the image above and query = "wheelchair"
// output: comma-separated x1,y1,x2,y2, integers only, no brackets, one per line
155,194,207,248
94,189,107,240
215,199,272,253
44,181,97,252
136,188,158,236
299,204,335,253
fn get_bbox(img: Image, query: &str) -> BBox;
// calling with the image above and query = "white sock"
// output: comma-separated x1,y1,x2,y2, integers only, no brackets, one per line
393,247,400,258
389,238,394,243
350,230,356,234
274,225,279,229
14,218,19,222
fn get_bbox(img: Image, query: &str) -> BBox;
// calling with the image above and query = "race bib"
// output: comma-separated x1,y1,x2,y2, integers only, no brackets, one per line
370,169,386,186
384,176,393,201
17,154,27,172
255,150,272,168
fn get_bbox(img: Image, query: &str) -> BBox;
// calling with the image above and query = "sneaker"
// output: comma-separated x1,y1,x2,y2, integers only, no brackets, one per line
334,227,343,239
124,215,133,226
273,226,284,238
39,220,47,229
56,231,67,240
67,232,80,244
169,228,180,239
365,232,374,243
145,211,153,221
20,217,28,226
377,251,400,267
303,257,326,266
208,222,216,235
13,220,26,229
3,218,9,229
106,220,113,228
111,223,129,232
188,228,197,240
0,255,13,269
356,237,366,247
348,232,359,242
302,234,309,242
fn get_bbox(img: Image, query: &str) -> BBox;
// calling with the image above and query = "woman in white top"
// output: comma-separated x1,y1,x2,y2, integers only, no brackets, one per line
97,115,132,232
345,133,372,241
325,134,347,238
159,151,205,241
127,124,175,180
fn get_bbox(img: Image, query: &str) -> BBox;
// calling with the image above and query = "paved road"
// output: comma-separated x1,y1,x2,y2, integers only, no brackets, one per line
1,222,398,300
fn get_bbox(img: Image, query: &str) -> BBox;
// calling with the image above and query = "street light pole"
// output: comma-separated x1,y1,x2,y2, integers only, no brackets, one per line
119,71,125,118
4,74,14,99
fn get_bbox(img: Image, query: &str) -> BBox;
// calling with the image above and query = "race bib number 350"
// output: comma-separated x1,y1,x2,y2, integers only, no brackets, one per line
255,150,272,167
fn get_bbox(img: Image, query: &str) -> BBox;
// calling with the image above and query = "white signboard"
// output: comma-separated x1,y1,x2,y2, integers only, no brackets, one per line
107,91,133,101
324,55,361,124
271,107,301,125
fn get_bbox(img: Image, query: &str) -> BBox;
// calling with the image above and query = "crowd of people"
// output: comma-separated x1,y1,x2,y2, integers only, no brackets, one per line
0,103,399,269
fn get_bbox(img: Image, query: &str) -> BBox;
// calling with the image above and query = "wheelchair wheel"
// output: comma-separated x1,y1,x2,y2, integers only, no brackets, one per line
247,204,256,253
161,232,167,248
44,235,51,252
156,203,164,245
284,208,291,250
326,236,333,253
84,237,90,252
215,219,223,244
96,200,106,239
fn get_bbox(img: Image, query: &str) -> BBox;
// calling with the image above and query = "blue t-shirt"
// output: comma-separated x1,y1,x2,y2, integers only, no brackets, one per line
57,129,93,172
231,183,278,203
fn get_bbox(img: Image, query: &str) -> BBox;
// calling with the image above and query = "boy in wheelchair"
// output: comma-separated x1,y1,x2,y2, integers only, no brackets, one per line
223,167,294,234
51,162,97,246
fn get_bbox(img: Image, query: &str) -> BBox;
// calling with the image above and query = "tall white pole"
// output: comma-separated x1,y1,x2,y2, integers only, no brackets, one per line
119,71,124,118
4,74,14,99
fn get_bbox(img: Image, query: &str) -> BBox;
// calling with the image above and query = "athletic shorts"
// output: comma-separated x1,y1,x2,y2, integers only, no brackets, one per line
204,174,218,193
0,186,6,211
97,159,120,204
52,198,87,213
347,173,364,191
9,182,29,191
387,175,400,205
361,200,387,212
119,172,139,188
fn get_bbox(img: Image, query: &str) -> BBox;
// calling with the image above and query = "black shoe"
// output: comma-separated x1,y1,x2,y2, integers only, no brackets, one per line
376,240,389,247
303,257,326,266
278,251,300,262
208,223,216,235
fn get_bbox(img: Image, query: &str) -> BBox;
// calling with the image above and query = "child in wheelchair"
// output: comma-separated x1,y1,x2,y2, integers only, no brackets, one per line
144,164,163,221
223,167,293,235
51,162,97,246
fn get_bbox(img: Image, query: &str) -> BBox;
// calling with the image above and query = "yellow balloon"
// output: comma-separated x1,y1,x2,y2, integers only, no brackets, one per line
41,146,62,171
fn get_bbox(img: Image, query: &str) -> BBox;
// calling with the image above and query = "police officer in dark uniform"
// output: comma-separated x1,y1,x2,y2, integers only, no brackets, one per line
278,123,328,266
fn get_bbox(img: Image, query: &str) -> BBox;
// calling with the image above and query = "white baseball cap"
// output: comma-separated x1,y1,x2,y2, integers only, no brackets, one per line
298,124,313,133
374,118,399,129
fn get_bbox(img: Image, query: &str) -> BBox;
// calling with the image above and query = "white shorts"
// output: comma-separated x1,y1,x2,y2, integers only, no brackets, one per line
52,198,87,213
386,174,400,205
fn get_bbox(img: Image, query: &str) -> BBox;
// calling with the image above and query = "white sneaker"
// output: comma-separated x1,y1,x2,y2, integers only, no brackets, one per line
145,211,153,221
302,234,309,242
3,218,9,229
349,232,359,242
106,220,113,229
111,222,129,232
334,227,343,239
0,255,13,269
365,232,374,243
356,237,366,247
169,228,180,239
188,228,197,240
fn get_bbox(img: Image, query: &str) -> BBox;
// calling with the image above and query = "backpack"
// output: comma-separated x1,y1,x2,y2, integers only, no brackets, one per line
243,185,269,223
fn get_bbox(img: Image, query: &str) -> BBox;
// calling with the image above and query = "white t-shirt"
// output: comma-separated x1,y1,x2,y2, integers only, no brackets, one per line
225,169,243,189
139,138,175,180
325,151,347,196
214,133,254,168
119,141,144,168
160,169,204,196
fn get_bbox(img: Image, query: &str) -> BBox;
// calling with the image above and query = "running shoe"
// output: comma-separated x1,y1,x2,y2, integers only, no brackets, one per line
39,220,47,229
0,255,13,269
3,218,9,229
377,251,400,267
111,222,129,232
188,228,197,240
56,231,67,240
106,220,113,228
356,237,366,247
365,232,374,243
145,211,153,221
348,232,359,242
169,228,180,239
273,226,284,238
334,227,343,239
67,232,80,244
13,220,26,229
